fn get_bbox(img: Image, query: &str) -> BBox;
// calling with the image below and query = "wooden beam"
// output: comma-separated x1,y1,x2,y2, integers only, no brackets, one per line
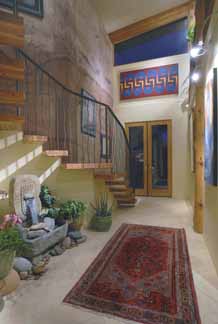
0,90,24,106
0,10,24,48
194,85,205,233
109,1,194,44
0,115,24,122
0,61,24,80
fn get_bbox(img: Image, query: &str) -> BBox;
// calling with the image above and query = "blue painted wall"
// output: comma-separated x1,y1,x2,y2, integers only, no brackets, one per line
114,18,188,66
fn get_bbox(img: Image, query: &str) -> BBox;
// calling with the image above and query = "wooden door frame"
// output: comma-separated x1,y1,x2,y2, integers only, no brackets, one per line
125,122,148,196
147,120,172,197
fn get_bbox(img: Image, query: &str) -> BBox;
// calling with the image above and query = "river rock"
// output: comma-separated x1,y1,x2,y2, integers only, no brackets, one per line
54,245,65,255
13,257,32,273
77,235,87,244
19,272,29,280
68,231,82,240
0,296,4,312
62,237,71,249
44,217,55,231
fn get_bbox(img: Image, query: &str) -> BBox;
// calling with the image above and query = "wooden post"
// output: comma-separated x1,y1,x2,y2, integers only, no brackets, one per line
194,85,205,233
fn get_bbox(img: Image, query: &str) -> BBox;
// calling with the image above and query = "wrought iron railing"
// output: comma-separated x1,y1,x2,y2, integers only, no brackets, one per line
17,49,133,185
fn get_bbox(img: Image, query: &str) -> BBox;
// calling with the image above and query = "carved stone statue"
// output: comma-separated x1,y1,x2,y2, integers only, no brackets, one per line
10,175,68,261
10,175,41,223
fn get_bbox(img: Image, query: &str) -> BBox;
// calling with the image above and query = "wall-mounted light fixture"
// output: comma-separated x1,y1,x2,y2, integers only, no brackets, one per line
191,72,200,82
190,41,207,58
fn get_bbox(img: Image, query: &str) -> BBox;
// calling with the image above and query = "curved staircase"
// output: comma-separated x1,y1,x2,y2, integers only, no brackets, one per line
0,9,136,211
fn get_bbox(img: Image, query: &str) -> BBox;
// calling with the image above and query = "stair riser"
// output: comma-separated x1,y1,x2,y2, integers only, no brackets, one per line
0,132,23,150
0,145,42,183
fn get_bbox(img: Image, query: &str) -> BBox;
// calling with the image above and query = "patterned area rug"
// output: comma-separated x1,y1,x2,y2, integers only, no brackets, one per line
63,224,201,324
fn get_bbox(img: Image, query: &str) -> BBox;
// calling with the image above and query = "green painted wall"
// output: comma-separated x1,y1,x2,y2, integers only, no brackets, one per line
44,167,116,227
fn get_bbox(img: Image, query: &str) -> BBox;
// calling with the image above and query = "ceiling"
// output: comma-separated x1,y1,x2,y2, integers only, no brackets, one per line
92,0,189,33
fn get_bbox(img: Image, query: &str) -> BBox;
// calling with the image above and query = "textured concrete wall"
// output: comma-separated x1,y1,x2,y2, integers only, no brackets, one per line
0,0,113,108
23,0,113,106
21,0,113,105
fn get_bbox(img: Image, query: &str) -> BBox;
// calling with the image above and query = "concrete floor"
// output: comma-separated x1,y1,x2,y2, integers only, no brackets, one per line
1,198,218,324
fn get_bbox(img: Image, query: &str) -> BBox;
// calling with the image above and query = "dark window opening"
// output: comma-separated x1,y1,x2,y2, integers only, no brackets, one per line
0,0,43,17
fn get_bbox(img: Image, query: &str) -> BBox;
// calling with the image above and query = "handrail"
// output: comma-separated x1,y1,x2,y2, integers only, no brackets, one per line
18,48,135,188
18,49,131,151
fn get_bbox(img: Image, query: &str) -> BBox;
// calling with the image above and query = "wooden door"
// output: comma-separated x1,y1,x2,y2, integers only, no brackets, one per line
147,120,172,197
126,122,148,196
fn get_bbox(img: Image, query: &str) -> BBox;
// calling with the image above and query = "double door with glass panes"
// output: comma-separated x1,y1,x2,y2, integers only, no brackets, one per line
126,120,172,197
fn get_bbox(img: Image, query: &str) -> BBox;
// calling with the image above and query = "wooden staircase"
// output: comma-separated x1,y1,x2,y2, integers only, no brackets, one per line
0,10,25,119
95,172,137,207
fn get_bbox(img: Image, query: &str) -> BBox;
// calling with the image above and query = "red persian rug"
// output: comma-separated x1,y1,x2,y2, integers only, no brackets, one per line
64,224,201,324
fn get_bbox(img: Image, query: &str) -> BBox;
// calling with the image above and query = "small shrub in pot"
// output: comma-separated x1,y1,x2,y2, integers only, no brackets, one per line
90,193,113,232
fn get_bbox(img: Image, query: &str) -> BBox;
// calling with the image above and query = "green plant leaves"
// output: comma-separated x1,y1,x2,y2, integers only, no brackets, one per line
40,185,56,208
91,193,112,217
0,227,28,255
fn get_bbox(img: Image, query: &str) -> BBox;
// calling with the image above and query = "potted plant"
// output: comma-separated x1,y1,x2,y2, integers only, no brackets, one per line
0,215,27,280
58,200,87,231
90,193,113,232
40,185,56,209
39,185,62,226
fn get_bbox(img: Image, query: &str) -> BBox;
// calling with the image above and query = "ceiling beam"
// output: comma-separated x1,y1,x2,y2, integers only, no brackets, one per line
109,1,195,44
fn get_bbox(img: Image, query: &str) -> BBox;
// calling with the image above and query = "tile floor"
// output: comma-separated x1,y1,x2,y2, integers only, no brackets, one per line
1,198,218,324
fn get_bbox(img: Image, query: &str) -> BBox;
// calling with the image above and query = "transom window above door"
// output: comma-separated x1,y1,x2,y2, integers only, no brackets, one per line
0,0,43,17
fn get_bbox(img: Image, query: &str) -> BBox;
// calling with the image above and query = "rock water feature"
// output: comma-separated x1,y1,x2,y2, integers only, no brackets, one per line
10,175,68,265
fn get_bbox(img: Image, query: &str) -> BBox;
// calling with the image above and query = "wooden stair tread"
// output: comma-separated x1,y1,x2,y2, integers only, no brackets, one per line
95,173,126,180
0,90,24,106
0,10,24,48
0,61,24,80
64,163,112,170
106,180,127,185
114,192,135,198
0,154,60,193
117,197,137,204
110,187,133,193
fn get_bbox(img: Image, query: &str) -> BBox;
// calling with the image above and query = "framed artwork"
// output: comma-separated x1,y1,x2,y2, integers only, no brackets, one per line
100,133,112,160
204,68,218,186
0,0,44,17
120,64,178,101
81,89,96,137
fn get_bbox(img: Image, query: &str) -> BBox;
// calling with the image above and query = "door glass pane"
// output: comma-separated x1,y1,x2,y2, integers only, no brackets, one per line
129,126,144,189
152,125,168,189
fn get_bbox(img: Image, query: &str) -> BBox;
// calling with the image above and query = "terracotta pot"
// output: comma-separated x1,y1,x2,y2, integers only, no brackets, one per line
0,269,20,296
0,250,15,280
68,215,84,232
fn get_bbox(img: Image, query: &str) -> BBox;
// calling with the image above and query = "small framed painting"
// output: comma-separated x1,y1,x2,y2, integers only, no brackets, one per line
81,89,96,137
204,67,218,186
100,133,112,160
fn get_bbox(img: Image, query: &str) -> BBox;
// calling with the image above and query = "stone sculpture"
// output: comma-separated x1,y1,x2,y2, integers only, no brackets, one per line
10,175,68,261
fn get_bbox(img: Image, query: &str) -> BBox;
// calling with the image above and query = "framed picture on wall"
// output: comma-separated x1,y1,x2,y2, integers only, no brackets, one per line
205,67,218,186
81,89,96,137
0,0,44,17
100,133,112,160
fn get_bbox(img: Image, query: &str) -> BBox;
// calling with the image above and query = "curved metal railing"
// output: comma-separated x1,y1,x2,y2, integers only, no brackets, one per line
18,49,133,185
